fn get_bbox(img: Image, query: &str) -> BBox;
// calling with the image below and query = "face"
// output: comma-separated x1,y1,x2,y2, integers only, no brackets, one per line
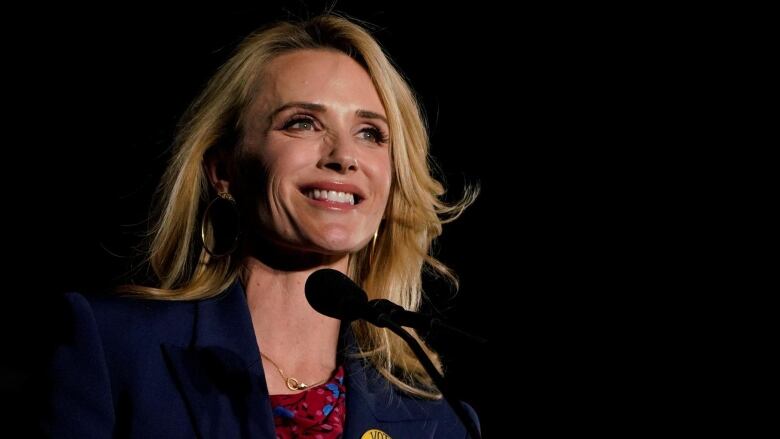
236,49,392,256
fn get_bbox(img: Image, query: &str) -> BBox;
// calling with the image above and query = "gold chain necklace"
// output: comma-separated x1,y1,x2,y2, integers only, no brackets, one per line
260,352,328,391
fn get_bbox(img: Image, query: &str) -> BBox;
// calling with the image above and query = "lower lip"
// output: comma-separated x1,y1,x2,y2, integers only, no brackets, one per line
305,196,359,211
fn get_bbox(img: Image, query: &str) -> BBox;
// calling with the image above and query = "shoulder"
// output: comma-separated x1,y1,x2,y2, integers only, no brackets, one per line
378,389,480,437
404,395,480,436
345,357,481,436
61,290,194,329
57,290,195,354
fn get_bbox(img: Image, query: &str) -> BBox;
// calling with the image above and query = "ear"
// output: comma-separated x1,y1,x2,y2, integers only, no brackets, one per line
204,149,232,194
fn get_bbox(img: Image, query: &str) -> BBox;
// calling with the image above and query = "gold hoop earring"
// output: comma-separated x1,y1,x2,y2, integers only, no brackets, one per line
200,192,240,257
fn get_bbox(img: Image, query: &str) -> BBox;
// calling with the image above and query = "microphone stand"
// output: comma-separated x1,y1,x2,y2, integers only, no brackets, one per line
370,299,487,345
375,314,482,439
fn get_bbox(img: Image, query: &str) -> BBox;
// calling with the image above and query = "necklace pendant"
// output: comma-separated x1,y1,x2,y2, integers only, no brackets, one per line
286,377,307,391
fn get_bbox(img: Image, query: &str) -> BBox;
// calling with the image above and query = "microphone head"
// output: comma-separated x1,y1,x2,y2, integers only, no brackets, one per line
305,268,368,321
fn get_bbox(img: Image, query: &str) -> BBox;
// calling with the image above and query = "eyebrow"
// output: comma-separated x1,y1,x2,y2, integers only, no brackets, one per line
356,109,388,124
270,101,388,125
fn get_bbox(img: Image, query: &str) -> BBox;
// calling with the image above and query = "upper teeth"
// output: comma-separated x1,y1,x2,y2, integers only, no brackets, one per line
307,189,356,205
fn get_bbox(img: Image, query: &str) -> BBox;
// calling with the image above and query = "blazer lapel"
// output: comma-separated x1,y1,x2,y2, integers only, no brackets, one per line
161,282,276,438
341,350,441,438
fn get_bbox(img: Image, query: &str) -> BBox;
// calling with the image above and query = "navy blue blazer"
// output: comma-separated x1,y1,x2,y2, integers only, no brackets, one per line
42,281,479,438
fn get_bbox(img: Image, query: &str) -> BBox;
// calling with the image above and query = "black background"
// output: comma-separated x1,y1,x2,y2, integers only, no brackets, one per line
1,1,681,436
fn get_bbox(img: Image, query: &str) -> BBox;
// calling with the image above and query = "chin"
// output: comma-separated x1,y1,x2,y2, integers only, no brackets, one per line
312,239,364,256
308,226,369,253
309,235,369,256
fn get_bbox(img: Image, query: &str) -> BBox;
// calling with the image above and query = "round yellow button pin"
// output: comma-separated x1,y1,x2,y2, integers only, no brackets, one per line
361,429,392,439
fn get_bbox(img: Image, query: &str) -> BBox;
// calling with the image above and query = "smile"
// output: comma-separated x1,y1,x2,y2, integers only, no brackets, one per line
305,189,360,205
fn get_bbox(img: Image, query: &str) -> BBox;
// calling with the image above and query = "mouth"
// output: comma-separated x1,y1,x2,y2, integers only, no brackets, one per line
300,184,365,206
299,181,367,207
304,188,361,205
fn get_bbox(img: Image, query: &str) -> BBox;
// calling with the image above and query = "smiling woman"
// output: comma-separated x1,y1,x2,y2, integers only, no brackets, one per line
233,49,392,257
41,14,479,438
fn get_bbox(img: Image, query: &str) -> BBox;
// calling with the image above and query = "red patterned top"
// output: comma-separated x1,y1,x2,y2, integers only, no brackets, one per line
269,365,346,439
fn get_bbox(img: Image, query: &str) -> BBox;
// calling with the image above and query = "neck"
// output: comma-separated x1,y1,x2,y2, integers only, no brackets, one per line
241,254,347,394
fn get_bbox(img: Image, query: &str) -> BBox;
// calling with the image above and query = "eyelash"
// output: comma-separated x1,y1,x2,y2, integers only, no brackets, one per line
363,127,390,144
282,115,389,145
282,116,317,131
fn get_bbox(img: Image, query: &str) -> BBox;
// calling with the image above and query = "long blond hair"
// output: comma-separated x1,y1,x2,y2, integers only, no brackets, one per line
121,15,476,399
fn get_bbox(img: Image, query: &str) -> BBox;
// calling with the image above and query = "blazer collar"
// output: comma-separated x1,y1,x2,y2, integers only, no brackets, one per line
191,280,263,372
161,280,275,438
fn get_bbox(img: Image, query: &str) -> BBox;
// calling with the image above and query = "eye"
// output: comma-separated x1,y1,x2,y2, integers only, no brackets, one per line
359,126,389,144
282,116,317,131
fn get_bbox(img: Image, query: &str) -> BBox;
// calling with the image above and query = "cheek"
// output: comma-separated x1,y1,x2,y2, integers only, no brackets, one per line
260,148,307,193
258,148,316,222
259,171,296,227
262,137,318,173
373,155,393,202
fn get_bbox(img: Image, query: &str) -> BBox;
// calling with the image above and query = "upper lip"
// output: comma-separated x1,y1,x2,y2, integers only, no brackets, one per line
299,181,366,201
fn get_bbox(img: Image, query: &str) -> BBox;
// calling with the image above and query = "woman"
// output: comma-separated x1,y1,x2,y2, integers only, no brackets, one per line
43,15,479,438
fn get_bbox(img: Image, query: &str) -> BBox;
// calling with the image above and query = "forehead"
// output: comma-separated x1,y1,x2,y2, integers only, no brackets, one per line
256,49,386,115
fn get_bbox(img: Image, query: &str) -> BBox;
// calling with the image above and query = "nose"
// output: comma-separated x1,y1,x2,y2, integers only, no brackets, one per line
319,139,359,174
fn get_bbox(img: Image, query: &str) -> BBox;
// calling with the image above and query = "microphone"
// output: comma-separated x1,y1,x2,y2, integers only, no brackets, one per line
304,268,387,326
368,299,430,328
306,269,486,344
304,268,482,439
